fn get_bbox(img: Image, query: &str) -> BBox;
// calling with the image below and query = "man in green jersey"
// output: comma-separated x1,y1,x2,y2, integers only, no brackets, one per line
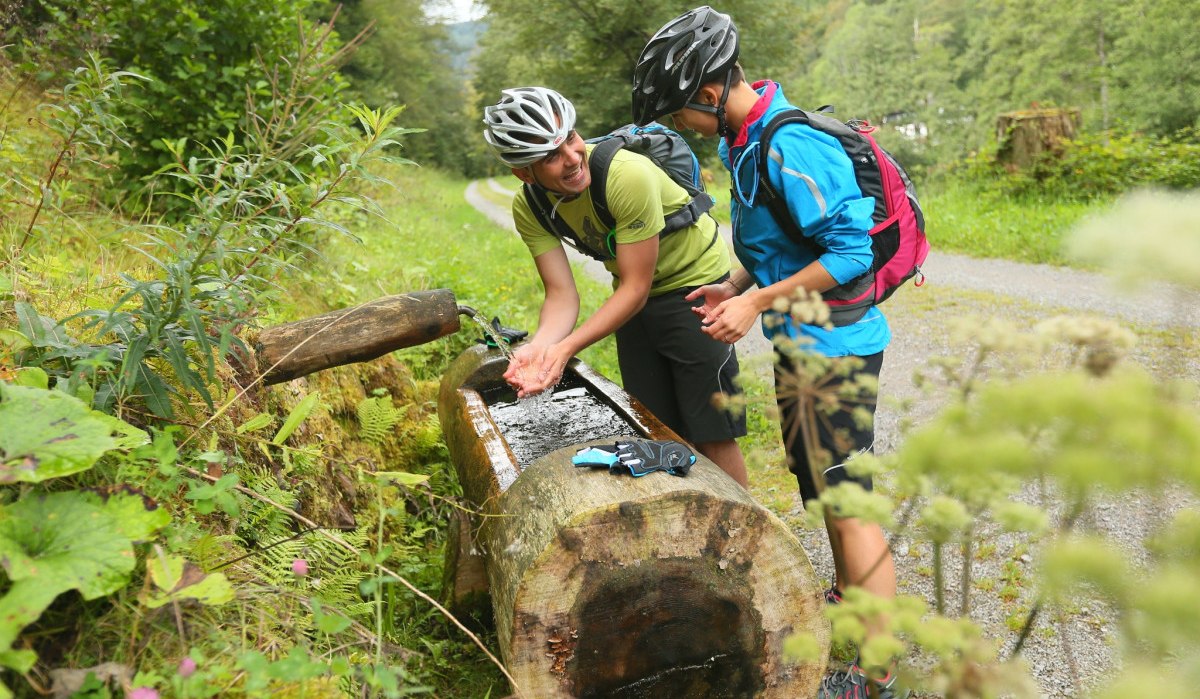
482,86,748,485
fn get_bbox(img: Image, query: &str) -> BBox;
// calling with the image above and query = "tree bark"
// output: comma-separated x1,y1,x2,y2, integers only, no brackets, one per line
438,347,830,699
995,108,1082,170
254,289,462,385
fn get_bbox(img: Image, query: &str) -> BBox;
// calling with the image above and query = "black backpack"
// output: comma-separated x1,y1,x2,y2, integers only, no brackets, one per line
522,123,716,262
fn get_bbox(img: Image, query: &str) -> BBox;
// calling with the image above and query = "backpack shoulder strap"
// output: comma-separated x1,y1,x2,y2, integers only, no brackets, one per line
584,136,625,234
521,183,609,261
587,132,715,240
756,109,821,255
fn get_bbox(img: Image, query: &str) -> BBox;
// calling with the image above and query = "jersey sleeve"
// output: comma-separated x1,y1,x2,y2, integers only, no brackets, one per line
600,154,667,246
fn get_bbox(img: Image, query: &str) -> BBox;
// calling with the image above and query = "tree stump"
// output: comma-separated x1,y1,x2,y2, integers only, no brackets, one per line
438,346,829,698
995,107,1081,170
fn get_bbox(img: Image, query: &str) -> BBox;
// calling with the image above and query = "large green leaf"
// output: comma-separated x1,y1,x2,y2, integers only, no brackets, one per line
99,488,172,542
0,490,170,667
0,384,147,484
272,391,320,445
140,554,234,609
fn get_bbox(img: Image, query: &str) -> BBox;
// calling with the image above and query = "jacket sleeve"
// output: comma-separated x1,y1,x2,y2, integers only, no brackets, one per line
767,126,875,284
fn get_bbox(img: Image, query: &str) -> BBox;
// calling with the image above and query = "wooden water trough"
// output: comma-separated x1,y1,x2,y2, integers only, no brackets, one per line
438,345,830,698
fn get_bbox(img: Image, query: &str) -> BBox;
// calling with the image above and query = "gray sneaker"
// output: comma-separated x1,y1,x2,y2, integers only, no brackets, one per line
816,664,907,699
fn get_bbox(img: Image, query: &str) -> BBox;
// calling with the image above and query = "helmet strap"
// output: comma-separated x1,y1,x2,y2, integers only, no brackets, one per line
684,70,736,138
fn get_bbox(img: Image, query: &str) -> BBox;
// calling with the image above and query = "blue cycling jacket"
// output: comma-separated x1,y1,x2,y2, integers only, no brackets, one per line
719,81,891,358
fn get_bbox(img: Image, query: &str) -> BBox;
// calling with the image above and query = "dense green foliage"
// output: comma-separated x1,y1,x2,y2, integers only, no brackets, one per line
5,0,353,199
781,0,1199,165
472,0,796,141
471,0,1200,178
329,0,482,174
0,31,488,696
2,0,481,192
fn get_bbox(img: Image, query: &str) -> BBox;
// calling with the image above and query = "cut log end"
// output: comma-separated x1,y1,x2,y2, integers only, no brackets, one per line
495,478,828,698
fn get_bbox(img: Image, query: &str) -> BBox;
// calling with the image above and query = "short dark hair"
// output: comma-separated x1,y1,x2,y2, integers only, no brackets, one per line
703,62,744,90
685,63,744,110
726,63,745,86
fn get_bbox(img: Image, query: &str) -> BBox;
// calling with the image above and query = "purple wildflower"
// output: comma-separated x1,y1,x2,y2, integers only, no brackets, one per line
292,558,309,576
178,656,197,678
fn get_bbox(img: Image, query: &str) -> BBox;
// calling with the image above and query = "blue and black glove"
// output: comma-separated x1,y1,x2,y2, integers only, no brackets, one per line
612,440,695,477
573,440,695,477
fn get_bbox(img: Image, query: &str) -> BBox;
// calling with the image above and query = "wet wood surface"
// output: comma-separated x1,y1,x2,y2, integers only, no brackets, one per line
438,347,829,698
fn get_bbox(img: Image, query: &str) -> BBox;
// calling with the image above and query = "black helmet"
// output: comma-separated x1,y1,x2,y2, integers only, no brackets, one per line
632,6,739,127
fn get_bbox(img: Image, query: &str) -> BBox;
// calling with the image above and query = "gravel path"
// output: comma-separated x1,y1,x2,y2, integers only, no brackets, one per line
464,178,1200,698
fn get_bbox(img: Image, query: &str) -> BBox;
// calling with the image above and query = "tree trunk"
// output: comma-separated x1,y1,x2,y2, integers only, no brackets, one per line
253,289,462,385
438,346,830,699
995,108,1082,170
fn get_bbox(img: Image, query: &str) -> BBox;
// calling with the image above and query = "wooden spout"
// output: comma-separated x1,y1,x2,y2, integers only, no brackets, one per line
255,289,462,385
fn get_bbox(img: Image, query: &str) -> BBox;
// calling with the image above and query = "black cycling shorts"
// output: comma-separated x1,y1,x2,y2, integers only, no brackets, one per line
615,281,748,444
775,350,884,504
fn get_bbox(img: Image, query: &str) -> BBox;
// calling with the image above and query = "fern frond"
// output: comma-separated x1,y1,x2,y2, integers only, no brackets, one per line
238,468,300,544
356,395,400,445
236,527,373,611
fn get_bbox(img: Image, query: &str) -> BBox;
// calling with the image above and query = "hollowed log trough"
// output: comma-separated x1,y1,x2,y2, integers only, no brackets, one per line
438,345,829,698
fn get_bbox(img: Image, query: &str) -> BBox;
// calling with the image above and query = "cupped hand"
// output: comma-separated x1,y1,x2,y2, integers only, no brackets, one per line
503,343,546,393
506,342,572,397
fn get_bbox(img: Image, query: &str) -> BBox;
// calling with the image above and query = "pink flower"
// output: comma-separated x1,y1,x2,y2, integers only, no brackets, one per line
129,688,159,699
292,558,309,576
178,656,197,678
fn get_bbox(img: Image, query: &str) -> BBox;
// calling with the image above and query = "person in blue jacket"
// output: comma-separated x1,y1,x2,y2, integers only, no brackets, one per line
634,7,904,699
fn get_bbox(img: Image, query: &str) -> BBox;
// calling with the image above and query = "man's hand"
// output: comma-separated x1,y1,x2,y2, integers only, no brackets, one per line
684,280,738,319
692,293,762,345
504,342,572,397
503,343,545,395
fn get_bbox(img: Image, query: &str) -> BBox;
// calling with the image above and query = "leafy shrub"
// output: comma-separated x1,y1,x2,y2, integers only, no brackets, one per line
1045,129,1200,196
960,128,1200,200
5,0,354,204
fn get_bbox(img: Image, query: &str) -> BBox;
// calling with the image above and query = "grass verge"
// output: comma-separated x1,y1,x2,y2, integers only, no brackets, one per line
920,177,1109,266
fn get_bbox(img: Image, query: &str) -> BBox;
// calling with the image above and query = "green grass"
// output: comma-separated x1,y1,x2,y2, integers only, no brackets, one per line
705,166,732,225
920,177,1109,267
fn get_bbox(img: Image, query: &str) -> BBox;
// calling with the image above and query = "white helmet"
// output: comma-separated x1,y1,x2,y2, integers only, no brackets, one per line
482,87,577,167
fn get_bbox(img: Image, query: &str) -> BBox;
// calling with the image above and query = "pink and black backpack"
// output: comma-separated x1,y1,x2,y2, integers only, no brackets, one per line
757,107,930,326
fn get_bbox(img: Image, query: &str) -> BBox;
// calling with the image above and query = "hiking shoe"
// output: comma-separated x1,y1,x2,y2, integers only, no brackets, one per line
817,664,907,699
824,586,843,605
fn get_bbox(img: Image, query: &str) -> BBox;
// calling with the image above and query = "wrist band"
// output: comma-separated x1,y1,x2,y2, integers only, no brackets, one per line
725,278,744,294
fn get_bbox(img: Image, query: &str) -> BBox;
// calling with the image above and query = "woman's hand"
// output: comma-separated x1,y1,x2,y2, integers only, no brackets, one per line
684,280,736,320
695,293,761,345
